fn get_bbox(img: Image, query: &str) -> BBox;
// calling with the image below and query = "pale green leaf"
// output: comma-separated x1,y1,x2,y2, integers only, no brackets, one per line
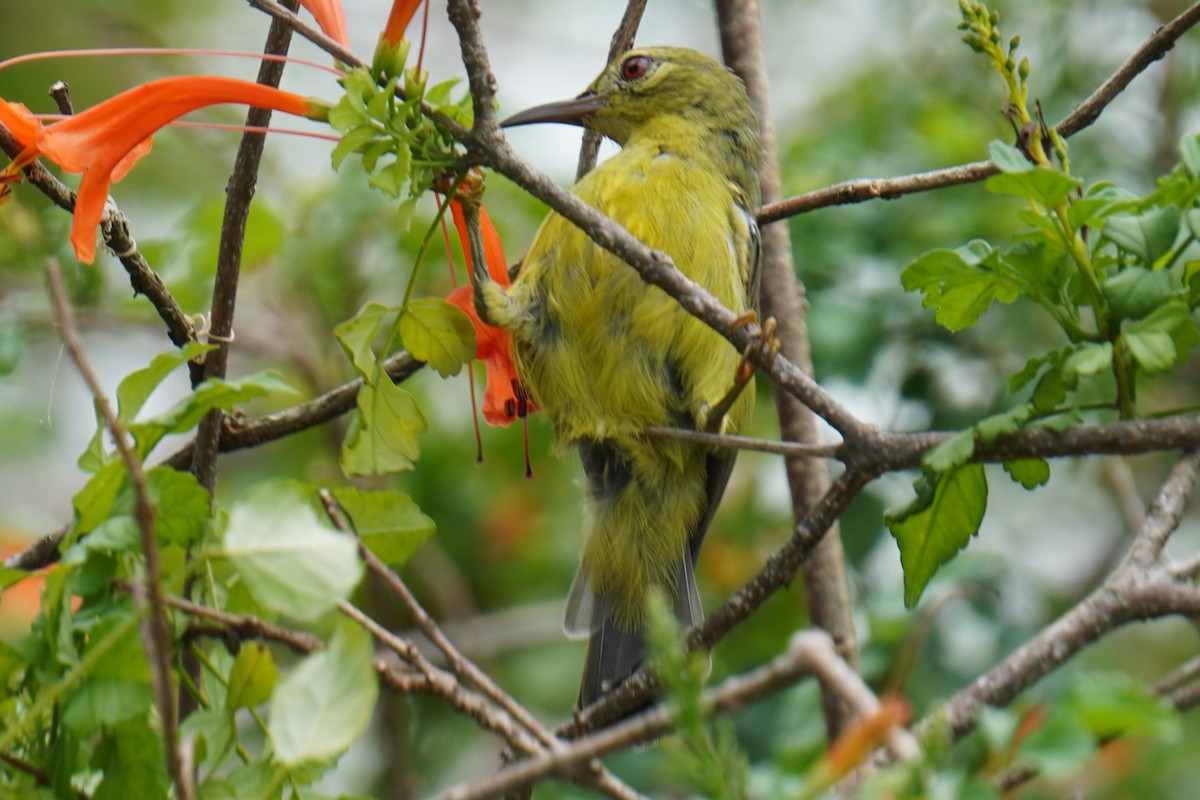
335,302,394,378
341,379,427,476
331,486,435,567
398,297,475,378
901,246,1021,331
1103,206,1181,265
223,482,362,621
269,620,379,765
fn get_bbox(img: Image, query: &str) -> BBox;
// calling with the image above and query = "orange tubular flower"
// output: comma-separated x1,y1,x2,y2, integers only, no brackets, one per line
381,0,425,47
445,200,536,426
0,76,322,264
295,0,350,48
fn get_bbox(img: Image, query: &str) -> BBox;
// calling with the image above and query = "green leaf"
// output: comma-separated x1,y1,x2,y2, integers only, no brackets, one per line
901,244,1021,331
398,297,475,378
1064,671,1180,740
341,379,427,476
182,708,236,773
115,341,214,424
223,481,363,621
987,167,1081,207
335,302,394,378
63,615,152,734
331,124,382,170
1181,133,1200,176
885,464,988,608
367,141,413,198
331,486,435,567
129,372,296,458
1003,458,1050,489
988,140,1032,173
975,405,1033,442
1017,706,1097,778
1062,342,1113,386
1124,329,1177,373
924,429,975,472
1103,206,1181,264
62,679,153,733
1102,266,1176,320
71,460,127,539
146,467,211,547
269,620,379,766
92,719,169,800
227,643,279,714
1124,300,1200,372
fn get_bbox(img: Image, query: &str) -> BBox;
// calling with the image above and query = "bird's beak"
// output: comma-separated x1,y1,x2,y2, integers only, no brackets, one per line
500,91,609,128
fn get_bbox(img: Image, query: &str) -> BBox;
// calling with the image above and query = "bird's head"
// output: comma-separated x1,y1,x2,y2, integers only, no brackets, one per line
503,46,757,146
502,46,762,201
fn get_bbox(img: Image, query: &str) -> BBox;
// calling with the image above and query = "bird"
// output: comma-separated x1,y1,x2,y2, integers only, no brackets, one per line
472,46,764,708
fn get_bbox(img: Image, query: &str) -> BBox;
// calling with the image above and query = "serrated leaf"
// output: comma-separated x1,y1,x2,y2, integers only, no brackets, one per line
1003,458,1050,489
227,643,279,714
223,481,363,621
1102,267,1176,320
1124,329,1177,373
1103,206,1181,264
988,140,1033,173
901,247,1021,331
885,464,988,608
987,167,1082,208
924,429,976,472
341,379,427,476
62,679,153,733
335,302,394,378
1061,343,1113,386
398,298,475,378
975,406,1033,442
269,620,379,766
331,486,436,567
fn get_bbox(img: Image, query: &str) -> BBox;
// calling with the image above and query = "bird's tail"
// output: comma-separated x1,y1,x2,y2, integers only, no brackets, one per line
569,555,703,710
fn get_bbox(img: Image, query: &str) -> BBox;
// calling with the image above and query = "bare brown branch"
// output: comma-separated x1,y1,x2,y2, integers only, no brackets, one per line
45,262,193,800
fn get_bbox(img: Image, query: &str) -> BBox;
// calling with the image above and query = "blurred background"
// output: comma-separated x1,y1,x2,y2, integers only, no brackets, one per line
3,0,1200,797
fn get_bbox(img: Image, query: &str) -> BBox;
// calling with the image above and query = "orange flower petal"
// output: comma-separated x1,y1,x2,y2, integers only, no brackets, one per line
3,77,315,263
295,0,350,47
381,0,425,47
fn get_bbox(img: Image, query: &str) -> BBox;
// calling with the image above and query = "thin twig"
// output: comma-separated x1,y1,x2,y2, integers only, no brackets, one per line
45,262,193,800
192,0,299,489
575,0,648,181
319,490,562,751
757,1,1200,225
426,632,886,800
913,449,1200,745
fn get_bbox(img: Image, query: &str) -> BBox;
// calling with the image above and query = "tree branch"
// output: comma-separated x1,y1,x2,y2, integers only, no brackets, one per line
45,262,193,800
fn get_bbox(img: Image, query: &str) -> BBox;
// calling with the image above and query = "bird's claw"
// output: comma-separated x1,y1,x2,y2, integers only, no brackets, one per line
734,315,779,382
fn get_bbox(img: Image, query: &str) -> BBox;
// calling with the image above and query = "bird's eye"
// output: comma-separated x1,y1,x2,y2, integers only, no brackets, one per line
620,55,651,81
